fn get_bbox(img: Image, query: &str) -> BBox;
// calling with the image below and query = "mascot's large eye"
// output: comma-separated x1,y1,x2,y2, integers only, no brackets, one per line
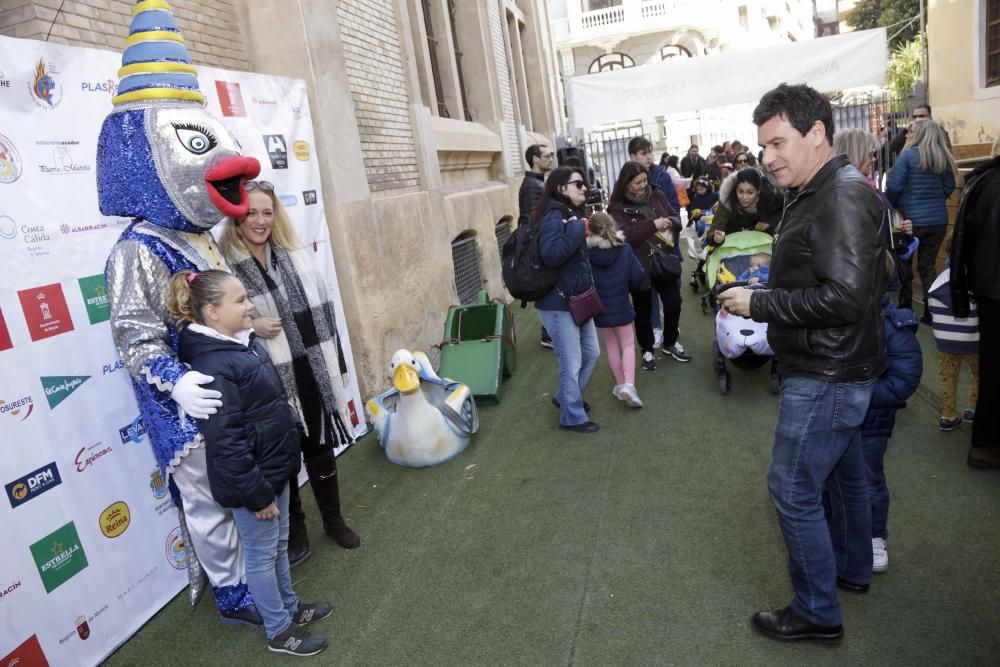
173,123,217,155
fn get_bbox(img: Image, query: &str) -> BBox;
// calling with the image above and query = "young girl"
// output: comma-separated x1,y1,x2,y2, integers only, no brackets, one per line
166,269,332,657
586,213,646,407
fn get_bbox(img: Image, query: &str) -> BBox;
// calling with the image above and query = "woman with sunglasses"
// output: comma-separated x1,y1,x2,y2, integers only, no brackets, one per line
532,167,601,433
608,161,689,371
220,181,360,566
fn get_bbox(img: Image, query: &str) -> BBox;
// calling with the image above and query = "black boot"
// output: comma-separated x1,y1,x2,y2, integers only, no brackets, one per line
305,451,361,549
287,478,311,567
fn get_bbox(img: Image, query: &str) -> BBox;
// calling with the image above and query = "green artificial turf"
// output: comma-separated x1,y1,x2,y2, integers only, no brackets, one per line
105,296,1000,666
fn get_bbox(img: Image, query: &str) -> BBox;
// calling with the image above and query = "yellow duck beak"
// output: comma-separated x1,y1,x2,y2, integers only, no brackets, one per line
393,364,420,393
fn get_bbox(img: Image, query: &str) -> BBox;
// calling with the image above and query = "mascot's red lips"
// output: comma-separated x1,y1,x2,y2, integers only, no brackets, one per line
205,156,261,218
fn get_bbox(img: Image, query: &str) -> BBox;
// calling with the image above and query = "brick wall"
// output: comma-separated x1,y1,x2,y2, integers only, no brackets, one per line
335,0,421,195
0,0,249,71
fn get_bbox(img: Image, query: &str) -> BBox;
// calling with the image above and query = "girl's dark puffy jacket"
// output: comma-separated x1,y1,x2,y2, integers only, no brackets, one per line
178,326,302,511
535,197,593,312
861,300,923,437
587,233,645,327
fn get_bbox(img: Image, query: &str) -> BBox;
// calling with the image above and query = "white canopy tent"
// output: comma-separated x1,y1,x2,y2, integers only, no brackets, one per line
566,28,889,130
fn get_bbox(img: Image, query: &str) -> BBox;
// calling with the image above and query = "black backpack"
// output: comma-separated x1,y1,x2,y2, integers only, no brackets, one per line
501,220,558,304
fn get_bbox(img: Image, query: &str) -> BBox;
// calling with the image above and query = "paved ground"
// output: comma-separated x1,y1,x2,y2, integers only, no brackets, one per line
107,294,1000,666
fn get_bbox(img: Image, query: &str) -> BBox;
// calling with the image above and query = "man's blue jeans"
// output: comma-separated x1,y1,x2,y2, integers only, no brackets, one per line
538,309,599,426
768,377,875,627
231,484,298,639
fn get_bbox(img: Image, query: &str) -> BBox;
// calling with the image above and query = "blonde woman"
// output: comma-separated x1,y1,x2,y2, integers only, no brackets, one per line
220,181,359,566
886,119,956,322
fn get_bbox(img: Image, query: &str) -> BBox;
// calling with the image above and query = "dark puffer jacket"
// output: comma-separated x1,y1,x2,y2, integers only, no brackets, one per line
178,326,302,511
587,232,645,327
885,147,956,228
749,155,887,383
518,171,545,227
535,197,592,312
861,300,923,437
950,155,1000,309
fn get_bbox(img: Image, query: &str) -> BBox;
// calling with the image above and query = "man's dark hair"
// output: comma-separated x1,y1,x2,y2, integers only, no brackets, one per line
915,104,932,115
731,140,743,150
752,83,834,144
525,144,544,168
712,145,724,154
627,136,652,156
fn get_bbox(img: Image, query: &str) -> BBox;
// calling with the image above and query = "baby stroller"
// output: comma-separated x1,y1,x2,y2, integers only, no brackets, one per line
704,231,780,396
680,211,710,293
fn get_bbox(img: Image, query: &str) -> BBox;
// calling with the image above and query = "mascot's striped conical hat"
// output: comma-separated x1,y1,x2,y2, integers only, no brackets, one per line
112,0,205,107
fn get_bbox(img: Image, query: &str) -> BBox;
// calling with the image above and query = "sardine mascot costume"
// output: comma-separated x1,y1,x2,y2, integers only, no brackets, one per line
99,0,263,626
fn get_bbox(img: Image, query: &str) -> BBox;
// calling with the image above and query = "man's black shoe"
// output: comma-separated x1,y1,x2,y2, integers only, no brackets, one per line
751,607,843,642
552,397,590,412
288,545,311,568
836,577,869,593
559,420,599,434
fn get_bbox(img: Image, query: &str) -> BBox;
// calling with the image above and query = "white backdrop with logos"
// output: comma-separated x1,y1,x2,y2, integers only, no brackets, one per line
0,34,366,667
566,28,889,129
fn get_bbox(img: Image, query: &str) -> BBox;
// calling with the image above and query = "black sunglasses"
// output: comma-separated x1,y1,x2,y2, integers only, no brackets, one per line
244,180,274,192
565,180,587,190
735,158,749,164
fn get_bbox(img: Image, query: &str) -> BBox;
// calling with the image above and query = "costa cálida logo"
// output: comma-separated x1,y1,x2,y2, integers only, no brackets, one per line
0,133,22,184
5,462,62,509
29,57,63,109
30,521,89,593
18,283,75,342
99,501,130,538
0,394,33,421
40,375,90,409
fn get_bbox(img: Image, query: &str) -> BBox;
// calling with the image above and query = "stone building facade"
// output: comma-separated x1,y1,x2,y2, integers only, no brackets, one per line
0,0,563,395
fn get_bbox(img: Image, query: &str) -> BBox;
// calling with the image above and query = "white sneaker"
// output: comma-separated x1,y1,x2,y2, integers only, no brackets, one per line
872,537,888,573
620,383,643,408
653,327,663,349
612,384,623,399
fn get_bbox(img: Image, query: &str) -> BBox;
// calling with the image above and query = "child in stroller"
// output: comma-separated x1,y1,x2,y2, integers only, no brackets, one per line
704,231,778,395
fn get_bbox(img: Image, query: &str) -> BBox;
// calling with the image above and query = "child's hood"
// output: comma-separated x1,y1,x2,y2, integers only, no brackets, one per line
587,231,626,267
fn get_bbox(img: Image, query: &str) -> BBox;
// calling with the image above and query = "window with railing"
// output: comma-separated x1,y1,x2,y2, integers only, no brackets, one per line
988,0,1000,87
660,45,692,59
420,0,449,117
588,52,634,73
584,0,622,9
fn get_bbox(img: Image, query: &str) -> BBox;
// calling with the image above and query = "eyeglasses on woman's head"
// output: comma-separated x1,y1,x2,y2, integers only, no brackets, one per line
244,180,275,192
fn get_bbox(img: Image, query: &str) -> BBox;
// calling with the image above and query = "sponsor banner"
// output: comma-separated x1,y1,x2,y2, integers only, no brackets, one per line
0,33,366,666
5,461,62,509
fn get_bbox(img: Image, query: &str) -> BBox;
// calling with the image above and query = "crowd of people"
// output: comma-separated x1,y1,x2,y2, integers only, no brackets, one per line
519,82,1000,643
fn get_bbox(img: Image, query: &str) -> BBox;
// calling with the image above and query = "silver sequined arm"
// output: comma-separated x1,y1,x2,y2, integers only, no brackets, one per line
106,239,189,393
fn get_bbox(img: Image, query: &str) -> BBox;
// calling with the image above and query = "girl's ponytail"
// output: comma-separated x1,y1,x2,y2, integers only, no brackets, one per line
165,269,232,327
588,212,622,246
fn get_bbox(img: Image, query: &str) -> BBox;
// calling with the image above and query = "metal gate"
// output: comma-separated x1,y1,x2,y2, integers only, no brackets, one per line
451,234,482,304
831,90,914,174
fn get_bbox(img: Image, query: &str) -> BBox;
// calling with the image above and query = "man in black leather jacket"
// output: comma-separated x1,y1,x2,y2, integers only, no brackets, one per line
719,84,887,644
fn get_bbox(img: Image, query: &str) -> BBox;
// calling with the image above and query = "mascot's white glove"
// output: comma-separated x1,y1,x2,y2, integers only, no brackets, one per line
170,371,222,421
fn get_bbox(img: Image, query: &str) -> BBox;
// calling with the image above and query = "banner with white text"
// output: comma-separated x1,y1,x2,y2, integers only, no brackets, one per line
0,34,366,667
567,28,888,129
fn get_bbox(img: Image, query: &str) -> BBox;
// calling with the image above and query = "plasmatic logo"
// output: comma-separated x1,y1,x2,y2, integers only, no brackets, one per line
0,133,23,184
40,375,90,409
5,461,62,509
30,521,89,593
29,57,63,109
80,78,117,96
78,274,110,324
19,283,75,342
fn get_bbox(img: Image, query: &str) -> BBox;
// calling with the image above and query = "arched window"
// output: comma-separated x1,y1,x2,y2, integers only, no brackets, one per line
588,52,634,73
660,44,692,60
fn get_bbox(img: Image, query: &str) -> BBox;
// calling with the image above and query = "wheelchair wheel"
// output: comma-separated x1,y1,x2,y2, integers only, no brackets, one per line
719,370,732,395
